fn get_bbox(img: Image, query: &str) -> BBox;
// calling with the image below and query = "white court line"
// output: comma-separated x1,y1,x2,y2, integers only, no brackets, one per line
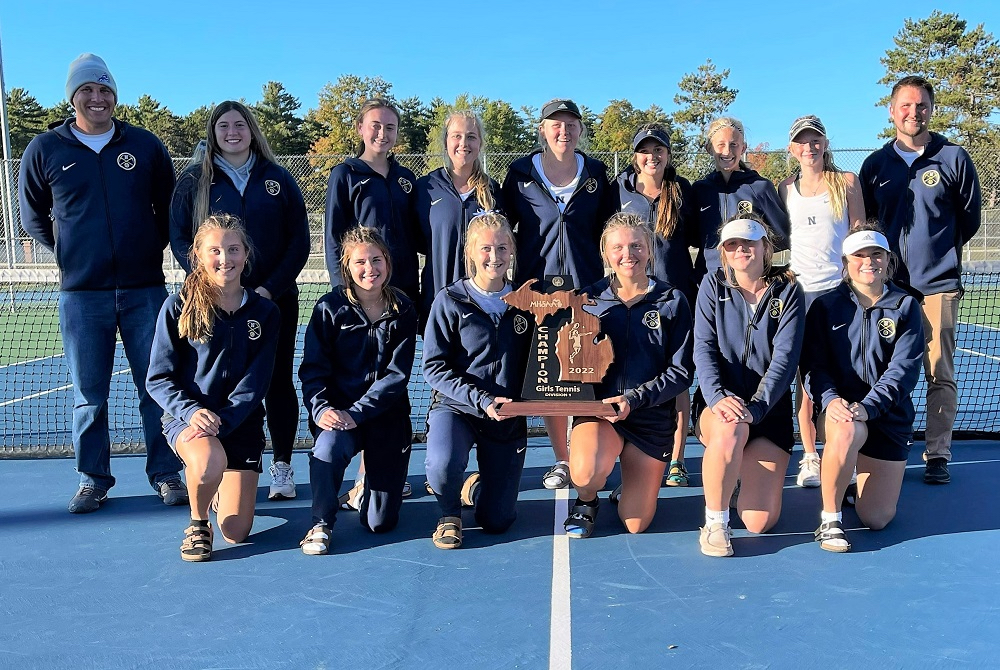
549,488,571,670
0,368,132,407
958,347,1000,363
959,320,1000,332
0,353,64,370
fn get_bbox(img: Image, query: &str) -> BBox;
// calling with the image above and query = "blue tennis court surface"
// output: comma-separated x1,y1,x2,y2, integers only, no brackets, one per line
2,438,998,668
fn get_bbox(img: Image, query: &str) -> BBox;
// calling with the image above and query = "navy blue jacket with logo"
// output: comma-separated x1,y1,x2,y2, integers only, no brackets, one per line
582,277,693,413
299,287,417,426
616,167,698,299
324,157,419,301
859,133,981,295
690,169,790,282
422,280,532,417
146,290,280,437
694,269,805,423
801,281,924,439
169,158,309,299
501,150,616,289
18,118,175,291
413,167,504,320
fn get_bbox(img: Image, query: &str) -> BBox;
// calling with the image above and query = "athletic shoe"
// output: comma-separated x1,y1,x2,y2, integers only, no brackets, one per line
796,453,821,488
157,477,189,506
924,458,951,485
699,523,733,557
268,461,296,500
339,476,365,511
609,484,622,505
68,485,107,514
542,462,571,490
402,481,412,497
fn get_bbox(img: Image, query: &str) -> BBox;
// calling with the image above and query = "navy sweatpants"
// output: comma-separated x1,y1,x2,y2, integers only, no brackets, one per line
308,408,412,533
424,406,526,533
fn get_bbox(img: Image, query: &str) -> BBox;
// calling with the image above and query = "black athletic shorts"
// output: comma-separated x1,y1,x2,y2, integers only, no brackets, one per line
693,388,795,454
163,414,266,473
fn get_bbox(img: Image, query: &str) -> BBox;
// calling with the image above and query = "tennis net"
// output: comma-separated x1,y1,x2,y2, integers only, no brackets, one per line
2,265,998,457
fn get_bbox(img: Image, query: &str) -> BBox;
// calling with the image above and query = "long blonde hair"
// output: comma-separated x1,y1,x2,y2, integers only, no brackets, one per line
192,101,277,231
464,212,516,279
632,123,684,239
443,110,494,211
339,226,400,314
600,212,655,278
179,214,252,342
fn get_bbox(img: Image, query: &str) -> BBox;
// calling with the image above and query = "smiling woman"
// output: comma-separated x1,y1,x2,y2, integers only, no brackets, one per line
169,100,310,502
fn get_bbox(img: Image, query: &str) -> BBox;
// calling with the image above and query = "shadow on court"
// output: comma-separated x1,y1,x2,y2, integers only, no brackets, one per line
2,440,999,668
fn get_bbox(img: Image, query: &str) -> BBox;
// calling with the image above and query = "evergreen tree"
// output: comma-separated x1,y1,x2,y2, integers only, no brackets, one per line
5,88,47,157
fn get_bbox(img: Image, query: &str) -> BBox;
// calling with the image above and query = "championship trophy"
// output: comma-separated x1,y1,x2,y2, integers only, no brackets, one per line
497,275,615,417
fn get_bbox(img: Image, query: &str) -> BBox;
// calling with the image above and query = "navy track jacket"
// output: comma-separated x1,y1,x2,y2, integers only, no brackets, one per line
694,269,805,424
801,281,924,438
422,280,532,417
298,287,417,426
18,119,175,291
582,277,693,411
859,133,981,295
501,150,615,288
169,158,309,300
324,157,419,301
690,169,790,282
615,167,698,298
147,290,280,437
413,167,503,320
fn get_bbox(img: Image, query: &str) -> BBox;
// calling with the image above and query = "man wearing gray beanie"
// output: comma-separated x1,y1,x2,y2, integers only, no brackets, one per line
18,53,187,513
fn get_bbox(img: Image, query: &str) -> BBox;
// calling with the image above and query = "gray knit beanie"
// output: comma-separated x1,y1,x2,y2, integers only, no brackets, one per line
65,53,118,101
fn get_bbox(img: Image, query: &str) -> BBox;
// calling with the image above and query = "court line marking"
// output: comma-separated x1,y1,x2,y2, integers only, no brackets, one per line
959,320,1000,332
0,353,64,370
549,487,571,670
0,368,132,407
958,347,1000,363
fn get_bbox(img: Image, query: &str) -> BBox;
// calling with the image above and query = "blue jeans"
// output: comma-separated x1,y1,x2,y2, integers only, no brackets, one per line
58,286,181,491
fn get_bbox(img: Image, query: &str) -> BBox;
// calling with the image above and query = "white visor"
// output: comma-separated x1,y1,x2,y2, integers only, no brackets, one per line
842,230,890,256
718,218,766,245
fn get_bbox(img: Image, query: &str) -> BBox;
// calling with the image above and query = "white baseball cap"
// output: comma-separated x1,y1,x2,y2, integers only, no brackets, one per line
719,218,767,244
842,230,890,256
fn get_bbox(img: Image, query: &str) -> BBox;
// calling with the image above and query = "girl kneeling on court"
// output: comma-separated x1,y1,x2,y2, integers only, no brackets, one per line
563,213,693,538
147,214,281,562
694,215,805,557
298,226,418,555
801,226,923,552
422,212,532,549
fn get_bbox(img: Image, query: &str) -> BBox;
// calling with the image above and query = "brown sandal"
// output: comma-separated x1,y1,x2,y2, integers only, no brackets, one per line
432,516,462,549
181,521,213,562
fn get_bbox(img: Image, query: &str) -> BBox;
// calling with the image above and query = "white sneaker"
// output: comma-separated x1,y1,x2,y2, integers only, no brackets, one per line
796,453,821,488
268,461,296,500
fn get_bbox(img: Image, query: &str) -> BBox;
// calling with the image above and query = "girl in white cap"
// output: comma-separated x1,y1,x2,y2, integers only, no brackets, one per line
778,115,865,489
800,224,923,552
693,214,805,557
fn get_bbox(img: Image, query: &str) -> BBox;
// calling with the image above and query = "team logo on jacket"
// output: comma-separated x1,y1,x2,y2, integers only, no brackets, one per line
247,319,262,341
768,298,784,318
584,178,598,194
514,314,529,335
117,152,136,171
265,180,281,196
737,200,753,215
877,317,896,340
398,177,413,193
921,170,940,187
643,310,660,329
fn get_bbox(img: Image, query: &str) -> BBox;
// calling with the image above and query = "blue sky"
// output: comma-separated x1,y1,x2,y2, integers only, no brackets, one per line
2,0,997,151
